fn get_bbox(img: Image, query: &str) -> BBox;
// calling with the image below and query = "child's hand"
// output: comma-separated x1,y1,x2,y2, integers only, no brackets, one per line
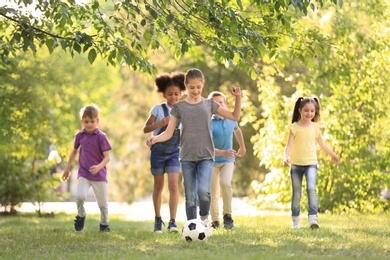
89,165,101,174
331,155,340,165
231,86,242,97
283,158,290,167
236,148,246,158
62,170,70,181
160,116,170,127
222,149,236,159
146,136,155,147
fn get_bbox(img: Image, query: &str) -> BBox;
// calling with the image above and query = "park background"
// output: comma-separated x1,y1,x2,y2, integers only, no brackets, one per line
1,0,390,218
1,1,390,259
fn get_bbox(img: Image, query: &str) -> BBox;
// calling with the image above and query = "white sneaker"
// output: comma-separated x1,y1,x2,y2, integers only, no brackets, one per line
292,216,300,229
201,218,212,238
308,215,319,229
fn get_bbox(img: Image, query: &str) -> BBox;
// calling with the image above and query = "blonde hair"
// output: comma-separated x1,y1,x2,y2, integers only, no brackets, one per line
207,91,227,104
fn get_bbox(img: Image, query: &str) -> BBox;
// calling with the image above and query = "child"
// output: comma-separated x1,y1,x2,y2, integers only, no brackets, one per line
283,97,339,229
207,91,246,230
143,72,186,233
62,104,112,232
147,68,242,226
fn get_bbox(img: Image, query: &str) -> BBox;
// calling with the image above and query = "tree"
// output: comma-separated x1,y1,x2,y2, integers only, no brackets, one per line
250,0,390,213
1,0,339,76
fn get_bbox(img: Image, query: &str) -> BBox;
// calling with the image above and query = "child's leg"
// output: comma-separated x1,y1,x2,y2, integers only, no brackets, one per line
210,165,221,222
305,165,318,215
153,175,165,218
91,180,108,225
290,165,304,217
181,161,198,220
76,177,90,218
220,162,234,217
197,159,213,220
167,172,179,220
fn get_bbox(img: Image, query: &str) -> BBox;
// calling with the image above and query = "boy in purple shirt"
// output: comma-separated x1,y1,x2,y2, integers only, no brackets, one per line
62,104,112,232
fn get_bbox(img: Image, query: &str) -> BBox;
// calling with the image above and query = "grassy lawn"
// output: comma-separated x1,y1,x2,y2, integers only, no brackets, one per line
0,212,389,259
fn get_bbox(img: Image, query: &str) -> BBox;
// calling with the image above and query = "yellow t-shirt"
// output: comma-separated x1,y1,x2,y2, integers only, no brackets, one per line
289,122,320,166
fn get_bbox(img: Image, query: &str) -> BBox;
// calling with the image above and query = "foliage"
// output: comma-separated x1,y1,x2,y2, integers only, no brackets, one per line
0,49,118,211
1,212,390,259
250,0,390,213
0,0,339,77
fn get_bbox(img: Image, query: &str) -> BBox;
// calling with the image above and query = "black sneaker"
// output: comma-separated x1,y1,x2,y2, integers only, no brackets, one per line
167,219,178,232
100,224,110,232
74,215,85,232
211,221,220,230
223,214,234,230
154,217,165,233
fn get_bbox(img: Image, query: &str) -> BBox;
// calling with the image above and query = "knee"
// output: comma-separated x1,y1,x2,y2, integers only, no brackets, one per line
76,194,87,203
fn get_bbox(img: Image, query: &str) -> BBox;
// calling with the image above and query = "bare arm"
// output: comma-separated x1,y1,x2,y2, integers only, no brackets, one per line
283,131,294,167
234,127,246,157
215,87,242,121
62,148,78,181
143,114,170,134
146,115,178,146
317,134,340,164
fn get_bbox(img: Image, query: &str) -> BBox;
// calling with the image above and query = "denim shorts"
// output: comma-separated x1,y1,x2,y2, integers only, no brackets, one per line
150,143,180,176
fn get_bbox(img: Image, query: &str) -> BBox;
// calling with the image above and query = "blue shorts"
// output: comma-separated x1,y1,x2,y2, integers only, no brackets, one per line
150,143,180,176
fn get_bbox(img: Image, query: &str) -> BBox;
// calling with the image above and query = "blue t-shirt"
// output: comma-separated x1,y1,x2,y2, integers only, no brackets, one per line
211,116,238,164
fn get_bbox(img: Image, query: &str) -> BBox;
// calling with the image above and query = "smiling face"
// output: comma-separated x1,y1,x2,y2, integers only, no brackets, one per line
185,77,204,102
299,103,316,123
81,116,99,134
163,85,183,107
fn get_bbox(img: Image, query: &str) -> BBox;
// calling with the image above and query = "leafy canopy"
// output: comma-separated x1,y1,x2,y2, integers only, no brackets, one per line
1,0,339,76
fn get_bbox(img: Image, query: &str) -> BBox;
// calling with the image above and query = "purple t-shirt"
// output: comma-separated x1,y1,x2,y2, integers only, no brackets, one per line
74,128,112,182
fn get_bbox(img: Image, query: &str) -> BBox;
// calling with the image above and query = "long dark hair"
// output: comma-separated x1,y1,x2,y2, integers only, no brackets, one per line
291,97,321,123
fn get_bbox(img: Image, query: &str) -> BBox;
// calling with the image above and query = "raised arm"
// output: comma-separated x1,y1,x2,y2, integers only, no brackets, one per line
215,87,242,121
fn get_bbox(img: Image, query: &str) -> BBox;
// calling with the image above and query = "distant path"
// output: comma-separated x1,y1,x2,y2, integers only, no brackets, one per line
19,197,288,221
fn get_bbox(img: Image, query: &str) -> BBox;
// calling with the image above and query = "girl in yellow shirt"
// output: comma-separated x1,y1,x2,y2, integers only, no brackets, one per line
283,97,339,229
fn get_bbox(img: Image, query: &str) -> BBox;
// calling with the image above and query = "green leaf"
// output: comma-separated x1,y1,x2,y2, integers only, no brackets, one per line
88,48,97,64
73,42,81,54
45,39,55,54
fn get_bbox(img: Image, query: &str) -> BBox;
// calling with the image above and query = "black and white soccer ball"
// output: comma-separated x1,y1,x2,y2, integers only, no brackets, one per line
181,219,211,242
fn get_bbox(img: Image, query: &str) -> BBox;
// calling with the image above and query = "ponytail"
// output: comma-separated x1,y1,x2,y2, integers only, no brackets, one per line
291,97,304,123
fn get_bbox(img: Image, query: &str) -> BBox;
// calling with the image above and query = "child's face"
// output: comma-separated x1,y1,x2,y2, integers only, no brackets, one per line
163,85,182,107
299,103,316,122
212,95,227,108
81,116,99,134
185,78,204,99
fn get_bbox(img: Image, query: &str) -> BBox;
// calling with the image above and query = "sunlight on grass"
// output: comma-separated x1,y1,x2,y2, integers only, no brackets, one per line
0,212,389,259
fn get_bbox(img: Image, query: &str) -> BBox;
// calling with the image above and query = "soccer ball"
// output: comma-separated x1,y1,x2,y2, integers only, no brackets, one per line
182,219,211,242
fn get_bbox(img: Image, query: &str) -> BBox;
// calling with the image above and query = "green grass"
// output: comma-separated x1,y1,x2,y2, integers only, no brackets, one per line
0,212,389,259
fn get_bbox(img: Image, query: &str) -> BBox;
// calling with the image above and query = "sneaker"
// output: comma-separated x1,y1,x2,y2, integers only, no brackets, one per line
167,219,178,232
308,215,319,229
100,224,110,232
223,214,235,230
211,221,220,230
74,215,85,232
292,216,300,229
154,217,165,233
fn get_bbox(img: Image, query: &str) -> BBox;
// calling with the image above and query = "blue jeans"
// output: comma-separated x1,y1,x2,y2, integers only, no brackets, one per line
290,164,318,216
181,159,213,220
